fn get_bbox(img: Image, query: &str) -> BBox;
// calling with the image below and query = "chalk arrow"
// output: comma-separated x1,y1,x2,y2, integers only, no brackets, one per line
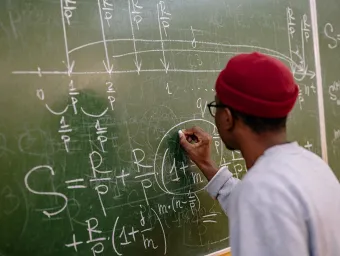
37,67,42,77
133,59,142,75
294,65,315,80
295,70,315,79
307,70,316,79
63,60,75,76
160,58,170,73
103,60,113,75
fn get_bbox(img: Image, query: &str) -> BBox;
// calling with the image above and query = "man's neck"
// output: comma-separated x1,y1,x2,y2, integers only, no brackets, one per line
240,131,287,169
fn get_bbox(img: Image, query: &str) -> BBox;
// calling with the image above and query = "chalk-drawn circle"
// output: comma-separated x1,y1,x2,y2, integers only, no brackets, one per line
153,119,221,195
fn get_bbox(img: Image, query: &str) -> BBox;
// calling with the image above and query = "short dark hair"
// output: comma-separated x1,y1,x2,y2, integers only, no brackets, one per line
229,107,287,134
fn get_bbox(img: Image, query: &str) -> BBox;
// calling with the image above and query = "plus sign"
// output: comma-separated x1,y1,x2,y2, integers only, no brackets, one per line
310,83,316,94
128,226,140,242
65,234,83,252
179,162,189,175
304,141,313,151
116,169,130,186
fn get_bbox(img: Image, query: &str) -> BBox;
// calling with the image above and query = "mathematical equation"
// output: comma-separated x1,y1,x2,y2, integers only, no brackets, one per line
286,7,317,110
324,22,340,50
65,210,167,255
321,22,340,107
24,77,230,255
5,1,321,255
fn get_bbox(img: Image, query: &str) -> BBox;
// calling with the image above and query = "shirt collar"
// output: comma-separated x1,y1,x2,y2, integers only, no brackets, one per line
263,141,300,156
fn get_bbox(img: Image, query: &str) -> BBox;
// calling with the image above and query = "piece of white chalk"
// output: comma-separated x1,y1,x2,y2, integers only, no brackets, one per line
178,130,183,136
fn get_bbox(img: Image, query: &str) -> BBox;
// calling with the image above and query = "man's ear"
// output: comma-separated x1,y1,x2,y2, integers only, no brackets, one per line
223,108,235,131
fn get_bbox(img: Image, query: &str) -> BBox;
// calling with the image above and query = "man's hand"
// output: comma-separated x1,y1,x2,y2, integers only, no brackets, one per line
179,126,219,181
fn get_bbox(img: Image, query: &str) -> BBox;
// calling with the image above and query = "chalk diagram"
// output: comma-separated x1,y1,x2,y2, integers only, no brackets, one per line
12,3,314,80
9,0,319,254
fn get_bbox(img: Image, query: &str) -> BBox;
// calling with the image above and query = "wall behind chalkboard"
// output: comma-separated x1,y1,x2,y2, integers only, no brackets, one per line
0,0,338,255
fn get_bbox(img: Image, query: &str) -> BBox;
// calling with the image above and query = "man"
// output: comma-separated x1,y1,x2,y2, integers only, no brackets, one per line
179,52,340,256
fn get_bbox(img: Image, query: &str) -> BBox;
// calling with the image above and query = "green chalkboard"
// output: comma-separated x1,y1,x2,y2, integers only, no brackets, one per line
0,0,325,255
317,0,340,179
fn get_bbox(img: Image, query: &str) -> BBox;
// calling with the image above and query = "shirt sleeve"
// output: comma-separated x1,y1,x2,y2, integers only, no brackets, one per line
205,166,241,215
230,182,309,256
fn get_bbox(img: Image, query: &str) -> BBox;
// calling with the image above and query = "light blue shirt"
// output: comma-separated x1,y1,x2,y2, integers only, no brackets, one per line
206,142,340,256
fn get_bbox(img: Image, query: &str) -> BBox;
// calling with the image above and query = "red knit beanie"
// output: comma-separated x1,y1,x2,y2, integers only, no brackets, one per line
215,52,298,118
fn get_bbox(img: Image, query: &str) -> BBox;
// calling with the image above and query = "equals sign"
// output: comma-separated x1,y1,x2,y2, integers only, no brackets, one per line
202,213,217,223
65,178,87,189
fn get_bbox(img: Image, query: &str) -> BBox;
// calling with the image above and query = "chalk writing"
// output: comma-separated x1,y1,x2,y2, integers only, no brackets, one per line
106,82,116,110
65,208,167,254
328,80,340,105
9,1,312,255
62,0,77,26
304,141,313,151
157,1,171,72
128,0,143,73
130,0,143,30
302,14,311,42
166,82,172,94
100,0,114,27
97,0,113,74
59,116,72,153
324,23,340,49
95,119,108,153
196,98,208,118
24,165,68,218
287,7,315,82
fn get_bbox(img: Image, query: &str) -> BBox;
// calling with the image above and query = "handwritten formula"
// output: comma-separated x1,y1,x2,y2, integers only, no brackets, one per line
1,1,324,255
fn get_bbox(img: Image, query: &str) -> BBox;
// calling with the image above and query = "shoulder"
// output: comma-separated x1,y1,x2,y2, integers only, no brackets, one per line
233,161,304,216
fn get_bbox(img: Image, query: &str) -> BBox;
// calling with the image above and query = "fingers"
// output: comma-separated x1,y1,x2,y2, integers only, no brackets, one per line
178,128,215,174
179,130,194,151
187,136,193,143
182,126,211,142
182,126,203,135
